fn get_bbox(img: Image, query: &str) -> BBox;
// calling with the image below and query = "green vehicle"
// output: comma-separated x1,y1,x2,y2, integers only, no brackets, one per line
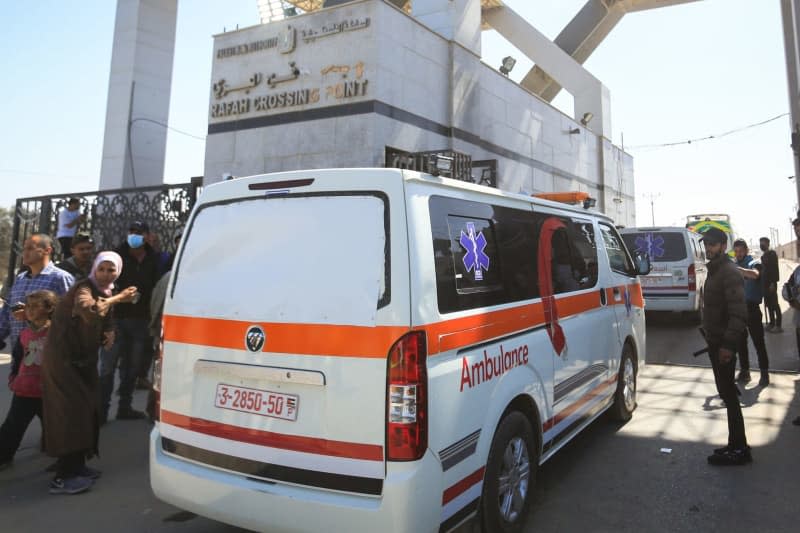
685,214,737,255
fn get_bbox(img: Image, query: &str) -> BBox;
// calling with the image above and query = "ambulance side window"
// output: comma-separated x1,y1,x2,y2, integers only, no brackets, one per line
539,215,598,294
599,223,635,275
569,219,599,289
430,196,539,313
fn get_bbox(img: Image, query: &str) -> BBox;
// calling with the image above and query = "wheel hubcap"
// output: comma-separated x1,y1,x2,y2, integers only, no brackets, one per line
497,436,530,523
623,357,636,411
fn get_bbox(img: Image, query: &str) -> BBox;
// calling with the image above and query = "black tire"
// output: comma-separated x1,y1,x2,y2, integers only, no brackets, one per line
480,412,538,533
610,343,637,422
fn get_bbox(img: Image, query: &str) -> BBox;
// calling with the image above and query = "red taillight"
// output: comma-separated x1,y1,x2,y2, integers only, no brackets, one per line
386,331,427,461
688,263,696,292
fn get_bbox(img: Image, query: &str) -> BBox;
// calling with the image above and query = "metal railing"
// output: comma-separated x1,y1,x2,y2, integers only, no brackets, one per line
5,178,202,290
384,146,497,187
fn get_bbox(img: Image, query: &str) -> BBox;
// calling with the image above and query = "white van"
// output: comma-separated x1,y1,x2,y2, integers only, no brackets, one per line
150,169,648,533
620,227,706,320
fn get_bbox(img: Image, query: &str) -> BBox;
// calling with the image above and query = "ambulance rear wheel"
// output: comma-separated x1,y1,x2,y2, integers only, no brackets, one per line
480,412,537,533
610,344,637,422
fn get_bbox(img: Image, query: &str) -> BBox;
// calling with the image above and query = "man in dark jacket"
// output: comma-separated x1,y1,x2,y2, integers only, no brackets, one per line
99,221,159,421
701,227,750,466
759,237,782,332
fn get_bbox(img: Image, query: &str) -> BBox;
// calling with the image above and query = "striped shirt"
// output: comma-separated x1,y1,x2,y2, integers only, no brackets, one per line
0,263,74,350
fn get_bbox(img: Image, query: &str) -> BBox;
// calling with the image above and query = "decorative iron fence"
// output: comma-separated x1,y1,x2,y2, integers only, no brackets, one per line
384,146,497,187
5,178,203,290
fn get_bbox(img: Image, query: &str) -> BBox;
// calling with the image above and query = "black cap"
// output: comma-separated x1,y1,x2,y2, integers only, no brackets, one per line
700,227,727,245
733,238,747,248
129,221,149,233
71,232,94,246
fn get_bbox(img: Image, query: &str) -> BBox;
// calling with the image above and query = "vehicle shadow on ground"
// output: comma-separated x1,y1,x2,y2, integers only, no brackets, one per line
459,365,800,533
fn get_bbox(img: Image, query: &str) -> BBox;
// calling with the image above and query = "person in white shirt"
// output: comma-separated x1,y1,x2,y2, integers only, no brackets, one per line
56,198,84,259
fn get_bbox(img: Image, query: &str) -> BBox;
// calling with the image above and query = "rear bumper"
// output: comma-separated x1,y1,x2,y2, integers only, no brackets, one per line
643,294,697,312
150,426,443,533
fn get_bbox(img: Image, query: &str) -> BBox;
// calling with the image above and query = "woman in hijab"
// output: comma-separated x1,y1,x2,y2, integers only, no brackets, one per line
41,251,138,495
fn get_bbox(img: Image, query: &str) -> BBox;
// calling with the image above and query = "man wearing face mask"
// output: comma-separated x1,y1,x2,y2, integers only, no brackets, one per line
99,221,159,421
759,237,782,332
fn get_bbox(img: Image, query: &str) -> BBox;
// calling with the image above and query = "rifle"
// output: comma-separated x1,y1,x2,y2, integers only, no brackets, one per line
692,327,708,357
694,326,741,396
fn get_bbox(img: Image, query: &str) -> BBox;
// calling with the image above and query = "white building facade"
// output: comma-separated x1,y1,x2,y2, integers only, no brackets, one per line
204,0,635,225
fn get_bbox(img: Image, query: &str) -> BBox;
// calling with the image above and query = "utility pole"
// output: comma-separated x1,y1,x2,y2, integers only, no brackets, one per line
644,193,660,226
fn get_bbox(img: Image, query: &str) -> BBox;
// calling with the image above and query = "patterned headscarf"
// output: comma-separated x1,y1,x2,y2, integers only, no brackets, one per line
88,251,123,296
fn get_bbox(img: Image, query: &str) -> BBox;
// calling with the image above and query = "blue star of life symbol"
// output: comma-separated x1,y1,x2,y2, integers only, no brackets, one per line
635,233,665,259
460,222,490,281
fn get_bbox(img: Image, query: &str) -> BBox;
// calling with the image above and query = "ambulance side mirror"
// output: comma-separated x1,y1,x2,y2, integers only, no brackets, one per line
634,251,652,276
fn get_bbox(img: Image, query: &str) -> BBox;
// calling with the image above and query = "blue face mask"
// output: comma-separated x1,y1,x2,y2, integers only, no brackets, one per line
127,234,145,249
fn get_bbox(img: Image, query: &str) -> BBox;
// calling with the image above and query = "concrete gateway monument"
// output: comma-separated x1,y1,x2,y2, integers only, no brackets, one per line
203,0,636,226
100,0,703,227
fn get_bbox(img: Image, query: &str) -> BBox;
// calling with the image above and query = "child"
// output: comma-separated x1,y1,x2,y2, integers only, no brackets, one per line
0,290,58,469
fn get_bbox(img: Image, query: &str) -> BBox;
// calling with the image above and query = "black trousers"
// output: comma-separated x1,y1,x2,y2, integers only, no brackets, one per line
57,237,73,259
709,347,747,449
764,291,782,327
0,395,42,463
738,302,769,372
795,327,800,359
55,451,86,479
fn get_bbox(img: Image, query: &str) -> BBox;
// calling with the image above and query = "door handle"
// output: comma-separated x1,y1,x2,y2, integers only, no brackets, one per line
599,288,607,306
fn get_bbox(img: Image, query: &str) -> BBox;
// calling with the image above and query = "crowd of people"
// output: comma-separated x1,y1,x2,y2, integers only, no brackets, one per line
0,217,174,495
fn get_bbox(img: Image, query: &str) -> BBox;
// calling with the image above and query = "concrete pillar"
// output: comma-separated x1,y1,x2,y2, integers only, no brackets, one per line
412,0,482,55
483,5,611,138
782,0,800,213
99,0,178,190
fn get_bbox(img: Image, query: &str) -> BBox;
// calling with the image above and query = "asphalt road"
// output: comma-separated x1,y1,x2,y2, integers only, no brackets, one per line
1,268,799,532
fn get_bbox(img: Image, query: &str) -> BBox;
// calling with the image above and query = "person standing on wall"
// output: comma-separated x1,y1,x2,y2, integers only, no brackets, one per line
56,198,85,260
700,228,750,466
733,239,770,386
759,237,782,332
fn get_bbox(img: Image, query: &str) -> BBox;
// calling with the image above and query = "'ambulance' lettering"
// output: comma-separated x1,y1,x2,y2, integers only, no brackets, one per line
460,343,529,391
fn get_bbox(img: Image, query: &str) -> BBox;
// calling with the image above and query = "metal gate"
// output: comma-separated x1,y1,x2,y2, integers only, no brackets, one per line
5,178,202,290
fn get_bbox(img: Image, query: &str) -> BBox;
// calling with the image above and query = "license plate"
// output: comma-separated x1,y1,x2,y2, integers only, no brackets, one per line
215,383,299,421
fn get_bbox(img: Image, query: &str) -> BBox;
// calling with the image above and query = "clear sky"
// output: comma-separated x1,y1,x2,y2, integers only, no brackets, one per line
0,0,794,245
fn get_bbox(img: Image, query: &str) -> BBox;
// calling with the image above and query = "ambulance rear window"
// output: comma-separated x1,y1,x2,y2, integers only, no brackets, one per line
621,232,687,262
171,192,389,324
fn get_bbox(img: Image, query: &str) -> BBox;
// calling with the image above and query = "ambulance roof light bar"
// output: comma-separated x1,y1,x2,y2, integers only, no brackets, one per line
533,191,596,209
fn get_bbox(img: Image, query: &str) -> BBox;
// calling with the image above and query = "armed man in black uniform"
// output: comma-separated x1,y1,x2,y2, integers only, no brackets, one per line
700,227,750,466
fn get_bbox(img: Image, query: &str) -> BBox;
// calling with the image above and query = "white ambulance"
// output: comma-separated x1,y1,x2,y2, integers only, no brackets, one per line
150,168,649,533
